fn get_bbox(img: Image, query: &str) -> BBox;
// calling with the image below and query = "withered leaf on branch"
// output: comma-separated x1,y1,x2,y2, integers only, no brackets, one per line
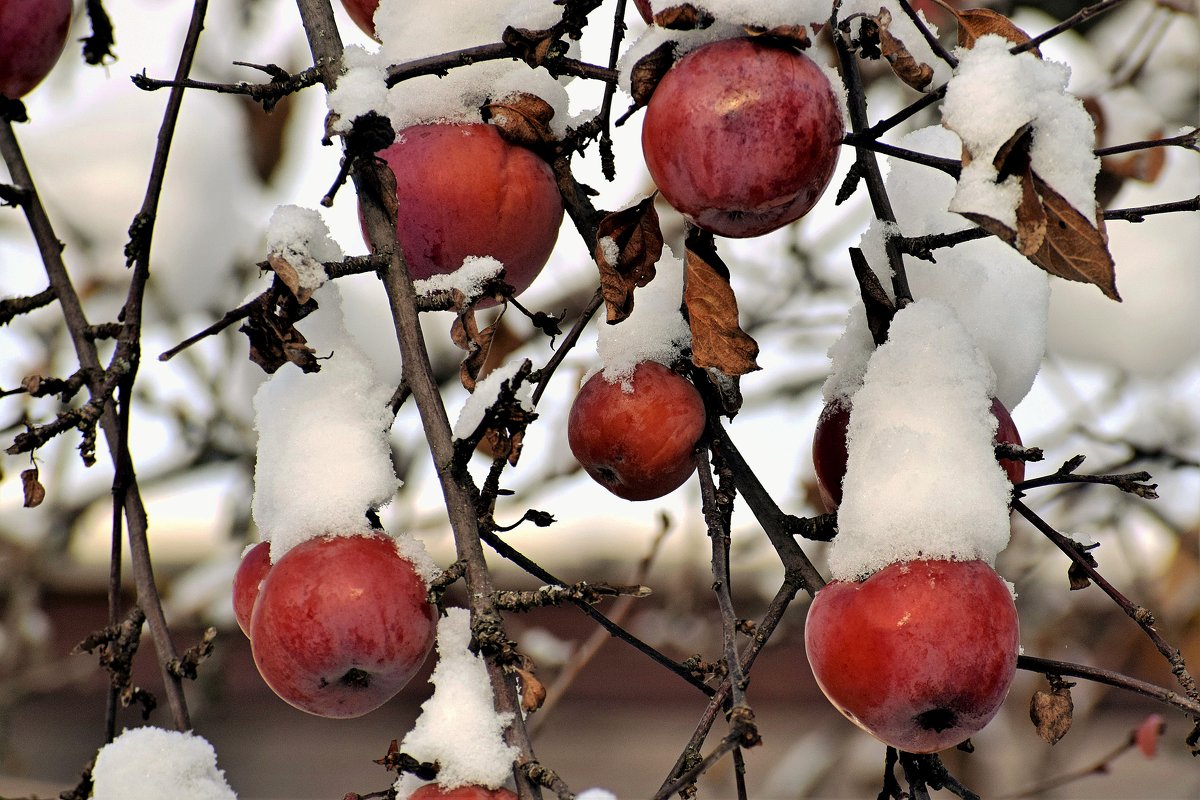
594,196,665,324
742,23,812,50
501,26,565,70
450,304,500,393
266,252,320,305
869,8,934,91
953,8,1040,54
483,92,556,149
515,666,547,713
629,41,677,110
239,288,321,374
1030,681,1074,745
684,245,760,377
21,467,45,508
654,4,715,30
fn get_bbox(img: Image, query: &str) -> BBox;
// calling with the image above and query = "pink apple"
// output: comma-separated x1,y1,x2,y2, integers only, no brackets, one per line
232,541,272,638
0,0,72,99
249,532,436,718
641,37,844,238
567,361,707,501
410,786,518,800
805,559,1019,753
367,123,564,307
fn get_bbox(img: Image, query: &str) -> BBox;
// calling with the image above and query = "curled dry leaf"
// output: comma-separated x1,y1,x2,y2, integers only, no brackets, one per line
629,41,677,111
653,4,715,30
21,467,45,508
266,252,320,305
501,26,565,71
483,92,556,149
1029,682,1074,745
742,23,812,50
239,288,320,374
868,8,934,91
684,244,760,377
450,303,500,393
595,196,665,324
515,666,547,713
953,8,1040,54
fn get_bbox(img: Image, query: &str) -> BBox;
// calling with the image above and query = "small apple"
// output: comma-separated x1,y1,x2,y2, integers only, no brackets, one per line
805,559,1019,753
409,785,518,800
568,361,706,501
812,396,1025,512
367,123,564,307
0,0,72,99
249,531,436,718
339,0,379,38
641,37,844,238
232,541,272,638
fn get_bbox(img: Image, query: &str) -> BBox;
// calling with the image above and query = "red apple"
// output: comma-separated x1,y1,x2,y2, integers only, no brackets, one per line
568,361,706,501
812,396,1025,512
632,0,653,24
249,532,436,718
367,123,564,307
232,541,272,638
641,37,844,238
410,786,518,800
805,559,1019,753
339,0,378,37
0,0,72,99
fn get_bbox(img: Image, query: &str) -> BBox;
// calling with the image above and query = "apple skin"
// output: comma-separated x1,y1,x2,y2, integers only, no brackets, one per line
339,0,378,37
0,0,72,99
805,559,1020,753
367,123,564,307
409,786,518,800
811,396,1025,512
632,0,653,24
249,532,436,718
232,541,272,638
641,37,844,238
568,362,706,501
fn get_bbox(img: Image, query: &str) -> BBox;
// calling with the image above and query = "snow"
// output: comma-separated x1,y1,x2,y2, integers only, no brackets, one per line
91,727,237,800
829,300,1014,581
577,791,619,800
329,0,573,137
453,358,535,441
266,205,343,293
850,125,1050,411
395,607,518,795
251,282,399,561
592,247,690,389
943,35,1100,222
413,255,505,302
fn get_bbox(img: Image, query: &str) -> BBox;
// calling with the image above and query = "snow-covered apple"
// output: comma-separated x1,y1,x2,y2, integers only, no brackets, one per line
410,786,518,800
367,123,564,306
812,397,1025,512
641,37,844,238
249,531,436,718
568,361,706,501
805,559,1019,753
0,0,72,99
232,541,272,638
339,0,378,37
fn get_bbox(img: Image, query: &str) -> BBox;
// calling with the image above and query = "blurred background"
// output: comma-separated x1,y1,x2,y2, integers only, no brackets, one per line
0,0,1197,797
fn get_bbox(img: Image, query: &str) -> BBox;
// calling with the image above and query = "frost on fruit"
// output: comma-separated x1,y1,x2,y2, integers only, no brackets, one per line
395,608,519,796
91,727,237,800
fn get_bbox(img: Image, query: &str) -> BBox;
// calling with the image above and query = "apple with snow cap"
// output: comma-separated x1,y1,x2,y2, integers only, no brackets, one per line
366,123,563,307
641,36,843,238
568,361,706,501
249,531,436,718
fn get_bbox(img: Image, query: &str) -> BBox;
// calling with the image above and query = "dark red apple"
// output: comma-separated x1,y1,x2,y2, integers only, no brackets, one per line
0,0,72,99
339,0,378,37
812,396,1025,512
568,361,706,501
410,786,518,800
640,37,844,238
632,0,653,24
367,123,564,307
805,559,1019,753
232,541,272,638
249,532,436,718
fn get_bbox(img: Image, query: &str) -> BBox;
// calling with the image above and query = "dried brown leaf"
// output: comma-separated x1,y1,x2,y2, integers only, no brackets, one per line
684,246,760,376
21,468,44,508
451,307,500,393
742,23,812,49
873,8,934,91
954,8,1039,54
595,196,665,324
1030,685,1074,744
239,290,320,374
501,26,563,70
653,4,714,30
629,41,677,110
267,253,316,304
484,92,556,148
515,666,547,713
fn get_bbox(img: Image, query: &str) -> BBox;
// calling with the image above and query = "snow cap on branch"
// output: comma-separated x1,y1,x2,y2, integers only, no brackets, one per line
91,727,237,800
